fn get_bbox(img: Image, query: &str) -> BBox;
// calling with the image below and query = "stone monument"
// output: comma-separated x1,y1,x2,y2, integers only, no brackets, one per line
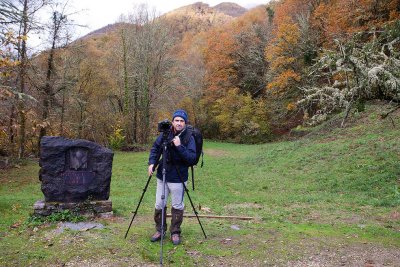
34,136,114,217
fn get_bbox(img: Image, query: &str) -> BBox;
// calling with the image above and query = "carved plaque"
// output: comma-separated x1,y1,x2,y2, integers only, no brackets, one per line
62,170,95,186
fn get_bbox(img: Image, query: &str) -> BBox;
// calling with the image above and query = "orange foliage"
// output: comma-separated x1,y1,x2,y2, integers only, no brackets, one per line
177,31,207,60
195,5,272,105
312,0,400,45
273,0,310,25
235,6,270,28
0,31,20,77
265,16,301,92
263,0,317,93
286,102,297,111
267,69,301,92
266,20,300,70
203,26,238,101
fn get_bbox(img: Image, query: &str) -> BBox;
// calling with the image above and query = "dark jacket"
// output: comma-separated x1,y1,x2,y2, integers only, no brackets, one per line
148,127,196,183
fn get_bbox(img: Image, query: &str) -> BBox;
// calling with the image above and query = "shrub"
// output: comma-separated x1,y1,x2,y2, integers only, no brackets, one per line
109,127,126,150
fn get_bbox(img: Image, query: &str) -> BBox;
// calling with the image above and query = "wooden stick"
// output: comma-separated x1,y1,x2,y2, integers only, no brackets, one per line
166,214,254,220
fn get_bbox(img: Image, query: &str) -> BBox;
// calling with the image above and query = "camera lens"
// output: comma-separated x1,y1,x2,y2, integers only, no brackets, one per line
158,119,171,133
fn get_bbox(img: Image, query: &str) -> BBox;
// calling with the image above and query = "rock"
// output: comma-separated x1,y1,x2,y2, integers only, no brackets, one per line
57,222,105,233
231,225,240,230
39,136,114,202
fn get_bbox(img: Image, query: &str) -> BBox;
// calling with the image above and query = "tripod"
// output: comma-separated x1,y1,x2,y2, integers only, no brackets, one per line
124,130,207,266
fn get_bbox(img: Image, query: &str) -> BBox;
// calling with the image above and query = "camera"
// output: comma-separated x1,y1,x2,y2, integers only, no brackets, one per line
158,119,171,133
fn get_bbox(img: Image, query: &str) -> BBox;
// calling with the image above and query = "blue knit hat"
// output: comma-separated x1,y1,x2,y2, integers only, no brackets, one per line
172,109,188,123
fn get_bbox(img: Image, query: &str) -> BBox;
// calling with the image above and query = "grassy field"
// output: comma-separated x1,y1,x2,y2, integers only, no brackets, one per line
1,103,400,266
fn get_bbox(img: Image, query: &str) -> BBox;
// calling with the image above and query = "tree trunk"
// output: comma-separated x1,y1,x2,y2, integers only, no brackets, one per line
121,29,129,116
60,89,65,135
38,43,55,152
120,29,134,143
8,105,16,147
38,11,61,153
133,86,138,143
17,0,29,159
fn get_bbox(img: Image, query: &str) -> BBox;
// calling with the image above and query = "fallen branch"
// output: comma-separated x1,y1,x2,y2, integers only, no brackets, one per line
166,214,255,220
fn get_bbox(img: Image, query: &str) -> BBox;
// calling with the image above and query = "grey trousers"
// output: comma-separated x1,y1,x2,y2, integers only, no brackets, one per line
155,178,186,210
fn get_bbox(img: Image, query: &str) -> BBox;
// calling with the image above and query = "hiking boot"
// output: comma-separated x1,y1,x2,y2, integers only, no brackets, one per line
170,208,184,235
150,231,165,242
153,208,167,233
170,208,184,245
171,233,181,245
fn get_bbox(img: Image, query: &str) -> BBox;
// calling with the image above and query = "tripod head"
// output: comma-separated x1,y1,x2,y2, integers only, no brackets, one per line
158,119,171,143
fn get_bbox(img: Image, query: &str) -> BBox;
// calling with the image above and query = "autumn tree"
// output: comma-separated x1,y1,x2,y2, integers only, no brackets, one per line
265,0,320,94
204,25,238,102
261,0,320,133
232,7,272,97
196,6,274,138
1,2,20,154
312,0,400,47
169,31,207,126
199,25,238,137
214,88,271,143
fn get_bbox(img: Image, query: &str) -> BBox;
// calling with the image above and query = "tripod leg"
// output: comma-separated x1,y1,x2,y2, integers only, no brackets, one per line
173,165,207,238
124,174,153,239
160,148,168,266
181,181,207,239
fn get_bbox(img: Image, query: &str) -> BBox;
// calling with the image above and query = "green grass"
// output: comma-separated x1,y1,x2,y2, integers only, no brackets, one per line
1,103,400,266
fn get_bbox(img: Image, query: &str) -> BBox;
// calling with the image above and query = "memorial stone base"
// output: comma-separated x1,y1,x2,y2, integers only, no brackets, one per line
33,199,113,218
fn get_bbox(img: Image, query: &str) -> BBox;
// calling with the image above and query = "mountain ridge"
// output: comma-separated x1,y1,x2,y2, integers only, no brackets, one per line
80,2,247,40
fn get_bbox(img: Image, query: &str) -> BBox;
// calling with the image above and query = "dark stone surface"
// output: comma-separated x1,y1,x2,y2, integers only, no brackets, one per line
39,136,114,202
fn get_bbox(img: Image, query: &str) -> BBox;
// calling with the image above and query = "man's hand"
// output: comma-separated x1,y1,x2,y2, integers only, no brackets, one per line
148,164,154,176
172,136,181,147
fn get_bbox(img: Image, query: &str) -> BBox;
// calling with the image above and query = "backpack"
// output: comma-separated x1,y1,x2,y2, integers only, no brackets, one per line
182,125,204,190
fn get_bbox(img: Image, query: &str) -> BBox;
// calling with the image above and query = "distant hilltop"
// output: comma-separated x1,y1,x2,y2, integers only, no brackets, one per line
169,2,247,17
213,2,247,17
81,2,248,40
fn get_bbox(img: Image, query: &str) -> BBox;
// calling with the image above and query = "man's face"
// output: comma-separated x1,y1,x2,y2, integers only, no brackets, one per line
172,117,186,132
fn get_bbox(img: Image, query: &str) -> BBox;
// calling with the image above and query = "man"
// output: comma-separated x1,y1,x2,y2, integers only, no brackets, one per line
148,109,196,245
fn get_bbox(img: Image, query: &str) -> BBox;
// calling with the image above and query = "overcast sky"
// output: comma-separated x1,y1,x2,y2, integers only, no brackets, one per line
68,0,269,38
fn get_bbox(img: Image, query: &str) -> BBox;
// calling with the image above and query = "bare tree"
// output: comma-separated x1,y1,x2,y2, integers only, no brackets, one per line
36,1,74,152
119,4,175,144
3,0,48,158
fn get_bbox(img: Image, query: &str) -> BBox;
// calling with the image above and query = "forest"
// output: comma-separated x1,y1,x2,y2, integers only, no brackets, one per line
1,0,399,158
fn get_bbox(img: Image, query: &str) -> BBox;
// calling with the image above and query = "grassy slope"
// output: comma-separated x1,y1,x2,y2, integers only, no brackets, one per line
0,103,399,266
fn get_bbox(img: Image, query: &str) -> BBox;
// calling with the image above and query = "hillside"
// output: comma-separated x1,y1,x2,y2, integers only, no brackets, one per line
167,1,246,18
213,2,247,17
78,2,246,41
163,1,246,37
79,22,131,40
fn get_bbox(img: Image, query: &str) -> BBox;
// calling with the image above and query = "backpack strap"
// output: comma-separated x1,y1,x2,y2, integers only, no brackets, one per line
182,125,200,191
182,125,193,145
200,151,204,168
191,166,195,191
